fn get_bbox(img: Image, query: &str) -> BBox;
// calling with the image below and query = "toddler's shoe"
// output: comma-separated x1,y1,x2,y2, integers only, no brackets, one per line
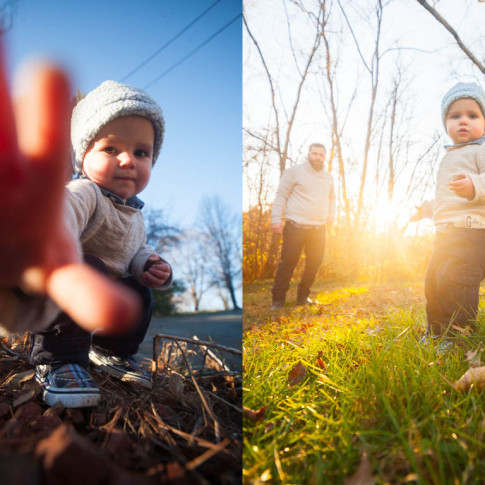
35,363,100,408
419,334,454,354
89,348,152,389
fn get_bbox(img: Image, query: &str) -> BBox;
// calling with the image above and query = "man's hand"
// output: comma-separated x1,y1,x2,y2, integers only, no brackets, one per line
272,223,283,235
449,173,475,200
142,255,171,288
0,45,140,334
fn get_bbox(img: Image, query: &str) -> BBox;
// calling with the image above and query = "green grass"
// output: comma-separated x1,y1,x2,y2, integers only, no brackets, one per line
243,278,485,484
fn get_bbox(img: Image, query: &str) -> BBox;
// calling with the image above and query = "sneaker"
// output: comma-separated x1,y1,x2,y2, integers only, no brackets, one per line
270,301,283,311
89,348,152,389
419,334,454,353
297,297,317,306
35,363,100,408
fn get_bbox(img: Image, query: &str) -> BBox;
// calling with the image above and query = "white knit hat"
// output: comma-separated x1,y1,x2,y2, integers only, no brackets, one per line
441,82,485,126
71,80,165,173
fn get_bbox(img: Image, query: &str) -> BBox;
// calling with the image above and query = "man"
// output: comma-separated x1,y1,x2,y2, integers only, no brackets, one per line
271,143,335,309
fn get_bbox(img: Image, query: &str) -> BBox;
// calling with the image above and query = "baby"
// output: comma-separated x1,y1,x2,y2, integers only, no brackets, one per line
0,63,172,407
425,82,485,343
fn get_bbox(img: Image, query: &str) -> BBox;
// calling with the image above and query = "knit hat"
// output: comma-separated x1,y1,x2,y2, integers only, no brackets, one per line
441,82,485,126
71,80,165,173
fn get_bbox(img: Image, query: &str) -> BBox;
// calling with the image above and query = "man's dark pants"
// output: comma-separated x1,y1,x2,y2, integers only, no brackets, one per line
272,221,326,305
425,228,485,337
30,255,153,367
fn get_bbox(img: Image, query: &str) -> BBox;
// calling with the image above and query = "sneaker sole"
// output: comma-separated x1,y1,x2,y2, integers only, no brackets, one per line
89,353,152,390
35,376,100,408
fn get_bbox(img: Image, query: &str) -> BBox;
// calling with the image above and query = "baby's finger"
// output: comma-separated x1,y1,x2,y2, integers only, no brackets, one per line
148,266,170,280
0,42,24,199
46,263,141,334
15,62,71,191
142,271,164,287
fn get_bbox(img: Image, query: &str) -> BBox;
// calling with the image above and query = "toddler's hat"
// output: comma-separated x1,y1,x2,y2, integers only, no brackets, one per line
71,80,164,173
441,82,485,126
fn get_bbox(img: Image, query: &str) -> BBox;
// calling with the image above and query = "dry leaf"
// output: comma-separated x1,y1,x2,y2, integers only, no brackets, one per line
344,451,375,485
288,361,306,387
4,369,35,390
316,351,327,370
452,366,485,391
243,406,267,423
465,348,482,368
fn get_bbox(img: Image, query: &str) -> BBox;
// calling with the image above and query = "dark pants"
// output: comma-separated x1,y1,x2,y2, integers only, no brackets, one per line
30,255,153,367
425,228,485,337
272,221,326,304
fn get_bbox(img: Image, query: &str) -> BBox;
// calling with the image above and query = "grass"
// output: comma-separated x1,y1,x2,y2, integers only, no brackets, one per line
243,276,485,484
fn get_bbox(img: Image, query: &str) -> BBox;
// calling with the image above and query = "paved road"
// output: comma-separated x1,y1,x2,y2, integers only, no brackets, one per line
135,310,242,371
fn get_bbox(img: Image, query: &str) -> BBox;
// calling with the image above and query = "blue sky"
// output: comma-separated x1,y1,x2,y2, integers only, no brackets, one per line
4,0,242,228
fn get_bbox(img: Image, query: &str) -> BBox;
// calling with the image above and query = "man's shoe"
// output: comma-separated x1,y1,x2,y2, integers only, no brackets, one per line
297,297,317,306
270,301,283,310
89,348,152,389
35,363,100,408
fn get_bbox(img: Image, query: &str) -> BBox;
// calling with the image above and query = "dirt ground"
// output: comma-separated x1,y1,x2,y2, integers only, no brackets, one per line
0,334,242,484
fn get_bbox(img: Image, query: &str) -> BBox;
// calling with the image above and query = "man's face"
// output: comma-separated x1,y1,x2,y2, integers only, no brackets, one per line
82,115,154,200
308,146,326,171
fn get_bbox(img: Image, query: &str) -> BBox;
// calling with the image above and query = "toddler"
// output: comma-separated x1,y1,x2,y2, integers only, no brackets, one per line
425,82,485,341
26,80,172,407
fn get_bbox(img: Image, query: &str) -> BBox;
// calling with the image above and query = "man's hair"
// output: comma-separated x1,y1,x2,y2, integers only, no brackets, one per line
309,143,326,152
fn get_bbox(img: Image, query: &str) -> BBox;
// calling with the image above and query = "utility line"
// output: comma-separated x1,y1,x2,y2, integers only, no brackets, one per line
120,0,222,82
143,13,241,90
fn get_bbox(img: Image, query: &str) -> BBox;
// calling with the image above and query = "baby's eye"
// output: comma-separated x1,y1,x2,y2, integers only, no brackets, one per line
103,146,116,154
135,149,150,158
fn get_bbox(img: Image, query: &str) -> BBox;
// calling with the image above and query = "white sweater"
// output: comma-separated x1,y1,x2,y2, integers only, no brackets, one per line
0,179,171,335
271,160,335,226
433,141,485,229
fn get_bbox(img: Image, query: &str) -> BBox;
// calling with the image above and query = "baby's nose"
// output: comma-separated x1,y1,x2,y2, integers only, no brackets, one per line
119,153,135,166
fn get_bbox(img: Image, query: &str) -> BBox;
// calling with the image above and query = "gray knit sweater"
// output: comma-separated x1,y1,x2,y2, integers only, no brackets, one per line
434,140,485,230
271,160,336,226
0,179,171,335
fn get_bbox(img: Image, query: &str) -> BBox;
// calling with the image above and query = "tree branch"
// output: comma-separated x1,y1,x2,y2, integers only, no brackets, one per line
416,0,485,74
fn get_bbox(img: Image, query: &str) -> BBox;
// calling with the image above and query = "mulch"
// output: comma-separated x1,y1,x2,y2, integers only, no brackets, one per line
0,335,242,484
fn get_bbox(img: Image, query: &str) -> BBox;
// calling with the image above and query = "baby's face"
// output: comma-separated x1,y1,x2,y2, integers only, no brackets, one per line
446,98,485,145
82,115,154,200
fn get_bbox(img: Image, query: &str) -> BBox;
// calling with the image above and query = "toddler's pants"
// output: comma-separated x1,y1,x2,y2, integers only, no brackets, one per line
425,227,485,336
30,255,153,366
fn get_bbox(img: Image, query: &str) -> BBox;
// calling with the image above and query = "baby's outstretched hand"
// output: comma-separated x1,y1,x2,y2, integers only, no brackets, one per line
449,174,475,200
0,45,140,334
142,255,171,288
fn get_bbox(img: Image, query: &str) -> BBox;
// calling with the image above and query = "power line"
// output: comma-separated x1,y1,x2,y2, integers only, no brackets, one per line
120,0,222,82
143,13,241,90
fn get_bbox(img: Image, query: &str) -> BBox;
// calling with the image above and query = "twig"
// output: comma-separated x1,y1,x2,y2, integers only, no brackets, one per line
0,342,20,357
204,390,243,413
193,335,231,372
155,334,242,355
186,438,231,471
175,341,222,443
149,403,224,450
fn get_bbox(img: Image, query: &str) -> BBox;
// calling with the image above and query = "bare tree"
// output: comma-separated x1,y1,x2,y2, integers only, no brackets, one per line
171,231,214,312
416,0,485,74
337,0,387,222
199,196,241,310
144,208,182,254
243,2,325,174
319,3,354,223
